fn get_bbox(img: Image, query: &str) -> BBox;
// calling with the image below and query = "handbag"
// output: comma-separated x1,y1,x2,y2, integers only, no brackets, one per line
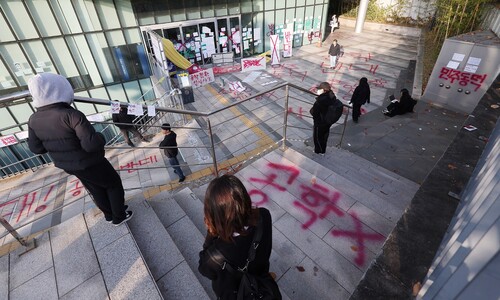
208,215,282,300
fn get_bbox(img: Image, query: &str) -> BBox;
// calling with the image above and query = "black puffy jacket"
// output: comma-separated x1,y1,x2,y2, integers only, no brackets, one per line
28,102,106,171
112,107,136,129
198,208,273,298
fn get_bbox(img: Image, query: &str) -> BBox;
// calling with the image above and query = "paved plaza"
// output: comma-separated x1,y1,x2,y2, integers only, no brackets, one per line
1,25,473,299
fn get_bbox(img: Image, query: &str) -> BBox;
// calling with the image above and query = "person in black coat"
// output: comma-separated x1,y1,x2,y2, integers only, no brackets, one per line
198,175,274,299
349,77,371,123
328,39,341,68
28,73,132,226
383,88,415,117
112,103,148,147
310,82,338,155
159,123,185,182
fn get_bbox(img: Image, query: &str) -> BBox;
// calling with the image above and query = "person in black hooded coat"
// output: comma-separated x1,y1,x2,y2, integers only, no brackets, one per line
349,77,370,123
310,82,339,154
27,73,132,226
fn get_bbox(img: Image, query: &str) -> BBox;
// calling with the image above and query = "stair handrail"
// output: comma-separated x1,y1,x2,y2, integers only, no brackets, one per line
0,83,351,251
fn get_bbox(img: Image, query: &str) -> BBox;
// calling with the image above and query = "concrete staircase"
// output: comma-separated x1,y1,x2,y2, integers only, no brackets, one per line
125,146,418,299
2,144,419,299
1,210,162,300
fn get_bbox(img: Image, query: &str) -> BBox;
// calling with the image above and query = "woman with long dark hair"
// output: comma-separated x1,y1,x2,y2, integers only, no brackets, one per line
198,175,277,299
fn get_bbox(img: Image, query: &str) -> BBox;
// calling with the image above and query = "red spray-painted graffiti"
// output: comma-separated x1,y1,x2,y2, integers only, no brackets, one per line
271,63,308,82
246,161,384,267
0,184,56,224
439,67,487,91
331,212,384,266
120,155,159,173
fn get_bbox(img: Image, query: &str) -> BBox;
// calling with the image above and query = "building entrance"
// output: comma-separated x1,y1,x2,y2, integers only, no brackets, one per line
143,16,242,68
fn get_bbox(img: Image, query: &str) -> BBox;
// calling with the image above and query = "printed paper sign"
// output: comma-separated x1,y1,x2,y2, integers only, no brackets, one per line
189,68,215,88
229,81,246,93
464,64,478,73
446,61,460,69
127,104,143,116
15,131,29,141
467,57,481,66
241,57,266,72
0,134,18,148
110,101,120,114
147,105,156,117
452,53,465,62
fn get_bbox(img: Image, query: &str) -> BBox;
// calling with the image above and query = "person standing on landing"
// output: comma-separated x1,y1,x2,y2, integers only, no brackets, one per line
112,102,149,147
310,82,337,155
160,123,186,183
328,39,341,69
349,77,371,123
27,73,132,226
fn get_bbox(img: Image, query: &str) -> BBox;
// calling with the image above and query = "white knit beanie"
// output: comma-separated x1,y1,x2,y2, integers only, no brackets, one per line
28,73,74,108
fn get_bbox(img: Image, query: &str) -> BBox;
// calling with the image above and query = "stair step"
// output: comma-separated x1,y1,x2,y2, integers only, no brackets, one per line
126,197,208,299
183,185,302,300
172,188,206,234
279,256,351,300
278,148,412,222
150,191,215,299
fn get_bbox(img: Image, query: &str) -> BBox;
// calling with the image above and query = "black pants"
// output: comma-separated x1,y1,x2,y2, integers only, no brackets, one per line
313,124,331,154
352,103,362,121
66,159,126,222
120,127,144,144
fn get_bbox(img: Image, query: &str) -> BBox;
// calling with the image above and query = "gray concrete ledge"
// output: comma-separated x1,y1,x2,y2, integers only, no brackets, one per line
339,17,422,37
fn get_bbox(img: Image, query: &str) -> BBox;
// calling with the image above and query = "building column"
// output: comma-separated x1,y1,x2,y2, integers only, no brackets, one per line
354,0,370,33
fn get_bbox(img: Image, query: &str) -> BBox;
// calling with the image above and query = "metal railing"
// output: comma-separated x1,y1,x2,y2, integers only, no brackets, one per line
0,82,351,252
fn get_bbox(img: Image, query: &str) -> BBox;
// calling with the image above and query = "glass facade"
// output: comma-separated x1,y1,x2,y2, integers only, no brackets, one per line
0,0,329,176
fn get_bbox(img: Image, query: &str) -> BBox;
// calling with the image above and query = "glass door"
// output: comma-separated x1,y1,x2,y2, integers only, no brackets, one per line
198,22,217,65
179,25,203,65
229,17,242,58
217,18,229,53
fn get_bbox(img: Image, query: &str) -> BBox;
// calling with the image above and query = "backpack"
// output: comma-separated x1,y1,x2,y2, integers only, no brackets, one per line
208,216,282,300
322,98,344,125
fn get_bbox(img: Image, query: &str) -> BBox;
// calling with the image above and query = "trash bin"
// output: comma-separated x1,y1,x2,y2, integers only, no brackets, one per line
181,86,194,104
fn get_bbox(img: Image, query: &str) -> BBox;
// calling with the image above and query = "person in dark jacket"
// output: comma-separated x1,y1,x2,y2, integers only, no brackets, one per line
112,103,148,147
198,175,274,299
159,123,185,182
349,77,371,123
310,82,338,155
27,73,132,226
328,39,341,68
383,88,415,117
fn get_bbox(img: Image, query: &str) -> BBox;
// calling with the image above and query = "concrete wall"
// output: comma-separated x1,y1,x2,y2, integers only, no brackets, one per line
481,6,500,37
376,0,436,21
338,16,422,37
422,33,500,114
418,122,500,299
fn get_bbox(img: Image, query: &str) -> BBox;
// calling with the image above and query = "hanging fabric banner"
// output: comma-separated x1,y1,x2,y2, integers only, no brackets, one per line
282,29,293,58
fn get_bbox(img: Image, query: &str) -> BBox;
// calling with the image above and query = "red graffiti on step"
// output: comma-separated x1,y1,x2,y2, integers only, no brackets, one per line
246,161,384,267
331,212,384,266
0,184,56,224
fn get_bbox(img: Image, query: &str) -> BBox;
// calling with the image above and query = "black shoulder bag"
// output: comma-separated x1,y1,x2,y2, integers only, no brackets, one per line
209,216,282,300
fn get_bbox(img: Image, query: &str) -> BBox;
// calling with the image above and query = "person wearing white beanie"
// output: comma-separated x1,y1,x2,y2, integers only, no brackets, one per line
27,73,133,226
